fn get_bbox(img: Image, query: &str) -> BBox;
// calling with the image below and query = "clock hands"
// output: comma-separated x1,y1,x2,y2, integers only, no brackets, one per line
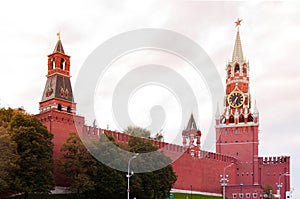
233,96,239,105
228,91,245,108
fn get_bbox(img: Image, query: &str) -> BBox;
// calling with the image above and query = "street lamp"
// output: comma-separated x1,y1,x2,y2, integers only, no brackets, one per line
220,163,234,199
240,183,243,198
127,153,139,199
220,174,229,199
276,172,289,199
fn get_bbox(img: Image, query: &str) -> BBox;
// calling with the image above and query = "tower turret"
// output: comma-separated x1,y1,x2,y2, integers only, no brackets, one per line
39,33,76,114
182,113,202,156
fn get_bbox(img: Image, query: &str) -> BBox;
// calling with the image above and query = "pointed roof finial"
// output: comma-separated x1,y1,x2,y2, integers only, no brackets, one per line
186,113,198,131
232,18,244,63
57,32,61,40
53,32,65,54
235,18,242,27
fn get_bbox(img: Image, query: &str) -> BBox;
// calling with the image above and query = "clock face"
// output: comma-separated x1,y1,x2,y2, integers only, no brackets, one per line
228,91,245,108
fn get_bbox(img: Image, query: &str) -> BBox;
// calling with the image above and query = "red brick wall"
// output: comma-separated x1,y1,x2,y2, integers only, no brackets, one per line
35,111,290,197
216,125,259,185
259,156,290,199
36,110,84,159
171,153,237,194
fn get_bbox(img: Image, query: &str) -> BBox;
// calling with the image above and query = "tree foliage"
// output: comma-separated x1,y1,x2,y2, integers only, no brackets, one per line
0,127,19,193
59,132,97,198
0,108,54,198
127,129,177,199
10,112,55,198
124,125,151,138
60,133,126,199
60,126,177,199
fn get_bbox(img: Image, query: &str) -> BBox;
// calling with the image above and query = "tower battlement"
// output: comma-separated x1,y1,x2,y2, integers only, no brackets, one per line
259,156,290,165
80,124,236,164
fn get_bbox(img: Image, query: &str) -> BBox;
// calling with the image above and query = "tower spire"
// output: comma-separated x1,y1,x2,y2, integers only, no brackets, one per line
53,32,65,54
232,18,244,63
186,113,198,131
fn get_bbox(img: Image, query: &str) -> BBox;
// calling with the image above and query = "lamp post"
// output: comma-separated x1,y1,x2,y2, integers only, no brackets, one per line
277,172,289,199
190,185,192,199
220,174,229,199
240,183,243,198
220,163,234,199
127,153,139,199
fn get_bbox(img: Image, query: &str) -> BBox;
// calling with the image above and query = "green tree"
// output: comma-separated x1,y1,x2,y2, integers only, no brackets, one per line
0,127,19,194
125,126,177,199
60,127,177,199
60,132,127,199
0,108,19,194
124,126,151,138
59,132,97,199
92,162,126,199
10,113,54,199
89,133,127,198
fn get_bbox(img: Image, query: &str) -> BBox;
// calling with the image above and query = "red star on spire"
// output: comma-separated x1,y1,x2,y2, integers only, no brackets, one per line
235,18,242,27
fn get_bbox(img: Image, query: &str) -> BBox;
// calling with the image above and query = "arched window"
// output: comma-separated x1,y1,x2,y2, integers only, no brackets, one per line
60,58,66,70
243,67,247,76
227,65,232,77
67,106,72,113
57,104,62,111
229,115,234,123
248,114,253,122
234,64,240,73
239,114,244,123
51,58,55,69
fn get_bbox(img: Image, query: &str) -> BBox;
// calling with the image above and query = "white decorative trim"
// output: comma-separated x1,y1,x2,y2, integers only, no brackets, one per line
227,78,249,85
216,123,259,128
216,141,259,145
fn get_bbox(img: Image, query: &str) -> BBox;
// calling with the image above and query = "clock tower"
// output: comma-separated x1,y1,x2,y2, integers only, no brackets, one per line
215,19,260,185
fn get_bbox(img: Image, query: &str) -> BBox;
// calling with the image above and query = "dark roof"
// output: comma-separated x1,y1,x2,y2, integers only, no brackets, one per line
41,75,74,102
186,113,198,131
53,39,65,54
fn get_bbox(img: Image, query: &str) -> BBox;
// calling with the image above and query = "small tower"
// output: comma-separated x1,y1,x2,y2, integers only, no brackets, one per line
182,113,202,156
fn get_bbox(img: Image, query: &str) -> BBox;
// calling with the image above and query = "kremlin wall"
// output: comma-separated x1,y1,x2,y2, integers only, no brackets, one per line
35,22,290,199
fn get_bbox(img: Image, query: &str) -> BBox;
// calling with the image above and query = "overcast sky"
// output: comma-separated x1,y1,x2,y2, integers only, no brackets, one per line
0,0,299,197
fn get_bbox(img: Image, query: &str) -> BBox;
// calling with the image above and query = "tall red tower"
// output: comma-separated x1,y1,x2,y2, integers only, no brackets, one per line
215,19,260,186
39,33,75,115
36,34,84,163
